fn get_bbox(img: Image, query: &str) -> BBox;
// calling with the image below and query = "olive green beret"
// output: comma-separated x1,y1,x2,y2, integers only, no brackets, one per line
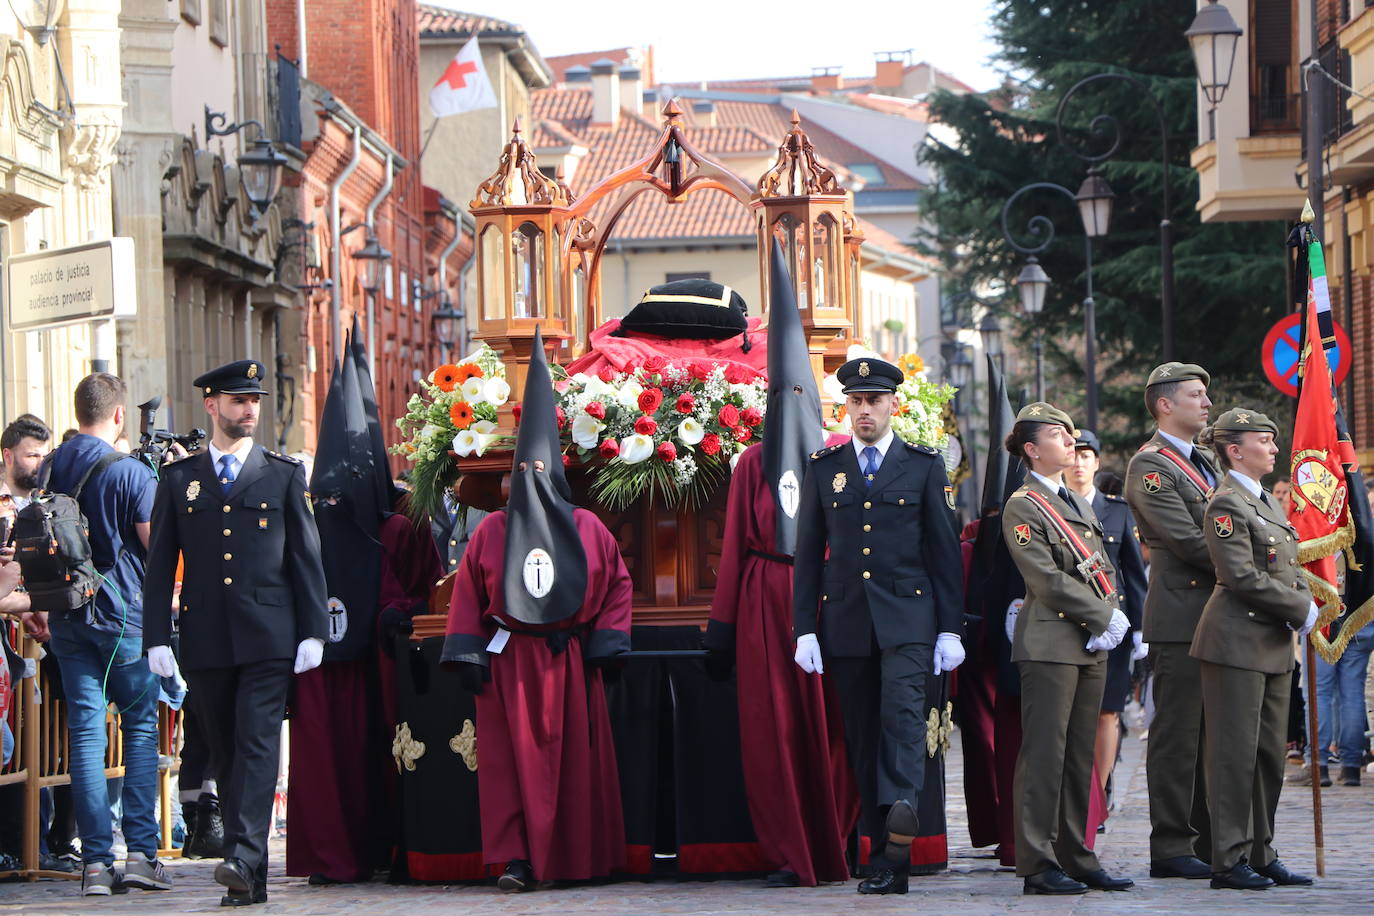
1210,407,1278,435
1146,362,1210,389
1014,401,1077,436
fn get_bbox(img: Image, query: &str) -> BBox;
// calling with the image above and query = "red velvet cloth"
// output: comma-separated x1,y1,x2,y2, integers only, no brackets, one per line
707,443,857,886
564,317,767,379
445,510,632,881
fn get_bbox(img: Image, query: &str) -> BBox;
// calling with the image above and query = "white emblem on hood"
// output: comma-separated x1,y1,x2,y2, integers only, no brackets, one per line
522,548,555,598
779,470,800,519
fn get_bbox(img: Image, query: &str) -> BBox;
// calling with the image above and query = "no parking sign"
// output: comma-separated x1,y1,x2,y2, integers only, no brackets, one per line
1261,313,1351,397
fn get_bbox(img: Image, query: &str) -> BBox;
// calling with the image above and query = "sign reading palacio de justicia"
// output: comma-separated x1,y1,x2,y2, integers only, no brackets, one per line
5,238,137,331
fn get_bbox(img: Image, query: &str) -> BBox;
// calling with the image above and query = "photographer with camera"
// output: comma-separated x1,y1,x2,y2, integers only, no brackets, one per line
35,374,169,896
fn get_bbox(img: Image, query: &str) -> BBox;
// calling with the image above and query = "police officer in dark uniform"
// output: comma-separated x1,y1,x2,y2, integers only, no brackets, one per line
792,356,964,895
143,360,328,907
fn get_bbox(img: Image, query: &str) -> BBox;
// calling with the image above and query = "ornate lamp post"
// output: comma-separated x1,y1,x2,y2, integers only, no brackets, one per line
1001,173,1115,431
1015,256,1050,400
1186,0,1243,138
205,106,289,217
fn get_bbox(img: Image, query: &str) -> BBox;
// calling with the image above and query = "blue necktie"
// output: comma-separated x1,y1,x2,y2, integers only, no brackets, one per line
862,446,879,488
218,455,238,495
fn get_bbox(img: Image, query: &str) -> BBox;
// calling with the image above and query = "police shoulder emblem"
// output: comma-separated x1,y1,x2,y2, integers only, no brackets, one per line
1142,472,1162,493
1214,515,1234,538
186,479,201,502
1013,524,1031,546
832,472,847,493
944,485,955,510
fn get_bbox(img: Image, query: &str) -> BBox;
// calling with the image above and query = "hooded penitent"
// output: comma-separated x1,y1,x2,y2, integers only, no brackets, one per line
761,238,823,556
350,314,401,511
309,341,383,660
500,327,587,626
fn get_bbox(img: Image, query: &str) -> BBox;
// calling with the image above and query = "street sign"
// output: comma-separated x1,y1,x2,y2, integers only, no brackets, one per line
1262,312,1351,398
5,238,137,331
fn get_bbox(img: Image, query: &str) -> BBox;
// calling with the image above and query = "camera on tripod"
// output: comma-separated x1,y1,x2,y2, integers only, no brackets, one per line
133,396,206,474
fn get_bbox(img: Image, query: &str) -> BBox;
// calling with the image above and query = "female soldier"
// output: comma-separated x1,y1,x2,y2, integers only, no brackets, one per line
1192,409,1317,890
1001,403,1133,895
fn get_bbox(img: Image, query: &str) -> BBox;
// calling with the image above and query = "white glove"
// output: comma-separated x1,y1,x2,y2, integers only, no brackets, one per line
1004,598,1023,643
1086,608,1130,652
147,645,177,679
794,633,824,675
1131,630,1149,662
294,637,325,674
933,632,965,675
1297,600,1320,637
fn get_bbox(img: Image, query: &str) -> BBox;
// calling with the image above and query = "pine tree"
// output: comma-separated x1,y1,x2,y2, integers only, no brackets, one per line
921,0,1289,457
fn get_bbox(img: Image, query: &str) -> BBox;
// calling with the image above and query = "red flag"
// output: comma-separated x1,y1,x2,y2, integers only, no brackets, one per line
1288,291,1354,624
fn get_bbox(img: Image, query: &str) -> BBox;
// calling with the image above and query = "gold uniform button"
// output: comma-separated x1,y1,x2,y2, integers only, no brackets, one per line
223,577,233,585
1285,535,1292,542
260,502,268,509
223,553,232,561
915,588,923,596
862,547,871,555
1189,580,1197,587
832,501,838,508
222,505,231,513
1058,612,1065,618
863,501,872,509
864,524,872,532
1268,536,1276,544
1083,530,1092,538
1248,611,1256,618
898,498,905,506
822,594,829,601
449,539,458,547
862,571,871,579
223,529,232,536
449,558,458,566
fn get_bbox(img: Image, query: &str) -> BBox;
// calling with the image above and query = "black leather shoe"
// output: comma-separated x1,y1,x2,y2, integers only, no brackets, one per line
856,866,908,894
1023,868,1088,895
189,796,226,859
307,873,347,885
1149,855,1212,878
214,858,253,895
220,882,267,907
497,859,535,892
1255,859,1313,886
885,799,919,842
765,869,800,887
1209,863,1274,890
1340,766,1361,787
1071,868,1133,890
181,802,200,859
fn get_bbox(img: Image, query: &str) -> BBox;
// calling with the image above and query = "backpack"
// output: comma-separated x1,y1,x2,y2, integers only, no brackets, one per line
12,449,126,614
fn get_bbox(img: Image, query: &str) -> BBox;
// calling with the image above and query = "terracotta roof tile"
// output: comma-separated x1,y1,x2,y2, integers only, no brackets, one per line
532,88,596,133
546,48,632,81
416,4,521,37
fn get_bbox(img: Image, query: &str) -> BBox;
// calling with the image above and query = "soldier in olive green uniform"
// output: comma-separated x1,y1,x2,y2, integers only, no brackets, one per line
1124,363,1218,878
1192,408,1317,890
1000,403,1133,895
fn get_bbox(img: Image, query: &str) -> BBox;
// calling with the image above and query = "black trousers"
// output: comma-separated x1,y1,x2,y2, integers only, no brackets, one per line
827,642,931,862
179,710,216,797
188,661,293,883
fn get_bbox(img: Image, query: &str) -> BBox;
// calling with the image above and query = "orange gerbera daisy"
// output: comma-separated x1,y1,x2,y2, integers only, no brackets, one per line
449,400,474,429
453,363,485,383
433,364,461,392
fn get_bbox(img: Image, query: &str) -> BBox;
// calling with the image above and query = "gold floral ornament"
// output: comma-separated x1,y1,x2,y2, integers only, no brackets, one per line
940,702,954,755
896,353,925,376
449,719,478,772
392,722,426,773
926,707,941,757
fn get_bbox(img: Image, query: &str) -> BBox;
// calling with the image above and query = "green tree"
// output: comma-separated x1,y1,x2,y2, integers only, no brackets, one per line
921,0,1290,465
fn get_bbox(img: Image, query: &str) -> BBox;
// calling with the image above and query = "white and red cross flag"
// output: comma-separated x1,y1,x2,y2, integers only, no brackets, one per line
429,36,498,118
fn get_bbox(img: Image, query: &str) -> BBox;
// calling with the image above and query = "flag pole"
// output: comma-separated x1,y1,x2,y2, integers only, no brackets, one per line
1304,636,1326,877
419,118,441,162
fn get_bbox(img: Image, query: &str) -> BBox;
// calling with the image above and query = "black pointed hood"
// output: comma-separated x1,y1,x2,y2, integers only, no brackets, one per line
350,314,400,510
762,238,823,555
502,327,586,626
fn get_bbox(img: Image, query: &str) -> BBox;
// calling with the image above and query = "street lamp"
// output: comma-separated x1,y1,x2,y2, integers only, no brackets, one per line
432,296,462,362
1001,181,1100,430
1015,258,1049,401
947,345,974,390
352,231,392,295
978,313,1003,362
205,106,288,217
1186,0,1243,111
12,0,64,44
1074,168,1115,239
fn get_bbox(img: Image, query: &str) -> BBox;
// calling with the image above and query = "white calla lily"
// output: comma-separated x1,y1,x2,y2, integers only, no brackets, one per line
483,376,511,406
461,377,486,403
471,432,497,457
471,419,496,435
572,414,606,449
619,433,655,464
846,343,881,361
452,430,479,457
677,417,705,446
616,379,643,408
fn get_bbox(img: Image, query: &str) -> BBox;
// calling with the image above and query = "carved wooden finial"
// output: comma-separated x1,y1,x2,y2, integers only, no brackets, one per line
757,114,841,198
663,97,683,122
469,118,566,210
790,109,801,128
512,116,523,137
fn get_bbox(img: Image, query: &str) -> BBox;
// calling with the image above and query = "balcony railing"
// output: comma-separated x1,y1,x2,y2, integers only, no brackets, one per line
1252,92,1301,133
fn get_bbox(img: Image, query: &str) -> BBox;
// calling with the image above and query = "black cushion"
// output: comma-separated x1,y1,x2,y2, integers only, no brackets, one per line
613,278,748,340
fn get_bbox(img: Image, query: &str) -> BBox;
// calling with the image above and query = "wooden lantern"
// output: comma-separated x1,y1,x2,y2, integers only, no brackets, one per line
469,119,573,403
754,112,856,378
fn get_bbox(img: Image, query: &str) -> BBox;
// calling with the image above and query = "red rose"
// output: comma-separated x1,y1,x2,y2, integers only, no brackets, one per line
718,404,740,428
638,388,664,413
562,454,572,467
597,366,616,383
585,400,606,420
599,438,620,459
635,415,658,436
656,441,677,462
724,365,752,385
700,433,722,456
555,406,566,429
675,394,696,414
643,355,668,372
741,406,763,427
512,404,523,424
734,425,753,442
689,363,710,381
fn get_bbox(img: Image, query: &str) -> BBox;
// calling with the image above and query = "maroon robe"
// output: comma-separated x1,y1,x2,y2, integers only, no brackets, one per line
445,509,631,881
708,443,856,886
287,511,442,881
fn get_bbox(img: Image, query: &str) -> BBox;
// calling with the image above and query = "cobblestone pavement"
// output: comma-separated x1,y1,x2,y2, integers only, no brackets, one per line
4,720,1369,915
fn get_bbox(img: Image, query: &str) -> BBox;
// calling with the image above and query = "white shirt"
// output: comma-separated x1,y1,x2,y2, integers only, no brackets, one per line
852,428,895,468
208,438,254,477
1158,429,1195,458
1228,469,1263,499
1029,470,1064,492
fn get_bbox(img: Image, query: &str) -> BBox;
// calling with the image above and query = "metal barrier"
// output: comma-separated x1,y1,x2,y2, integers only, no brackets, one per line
0,624,183,881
